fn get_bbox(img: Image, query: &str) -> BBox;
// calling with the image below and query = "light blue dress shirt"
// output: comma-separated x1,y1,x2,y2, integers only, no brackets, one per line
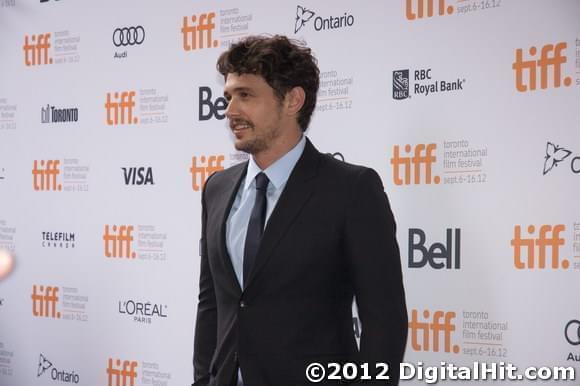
226,135,306,289
225,135,306,386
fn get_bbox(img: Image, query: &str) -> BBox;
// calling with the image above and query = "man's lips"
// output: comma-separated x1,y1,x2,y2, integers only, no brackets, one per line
230,120,253,133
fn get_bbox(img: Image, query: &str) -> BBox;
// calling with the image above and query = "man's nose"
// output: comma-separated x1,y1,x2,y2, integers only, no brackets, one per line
224,98,237,118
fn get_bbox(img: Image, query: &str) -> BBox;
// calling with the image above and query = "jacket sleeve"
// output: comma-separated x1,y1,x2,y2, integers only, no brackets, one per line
344,167,408,385
192,177,217,386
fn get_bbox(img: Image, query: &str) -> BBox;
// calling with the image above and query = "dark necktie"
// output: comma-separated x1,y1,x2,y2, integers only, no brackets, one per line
243,172,269,285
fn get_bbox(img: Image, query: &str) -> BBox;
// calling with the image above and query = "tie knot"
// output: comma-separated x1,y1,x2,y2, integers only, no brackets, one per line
255,172,269,191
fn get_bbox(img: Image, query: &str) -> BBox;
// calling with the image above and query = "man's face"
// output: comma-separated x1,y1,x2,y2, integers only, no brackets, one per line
223,73,285,155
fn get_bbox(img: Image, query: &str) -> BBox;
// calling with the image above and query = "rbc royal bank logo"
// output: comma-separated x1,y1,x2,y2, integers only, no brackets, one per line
393,70,409,100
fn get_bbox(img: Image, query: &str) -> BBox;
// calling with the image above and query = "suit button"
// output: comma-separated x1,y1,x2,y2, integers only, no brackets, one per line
240,301,246,308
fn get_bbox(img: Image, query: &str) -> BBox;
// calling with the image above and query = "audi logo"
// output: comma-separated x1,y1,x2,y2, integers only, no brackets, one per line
112,26,145,47
565,320,580,345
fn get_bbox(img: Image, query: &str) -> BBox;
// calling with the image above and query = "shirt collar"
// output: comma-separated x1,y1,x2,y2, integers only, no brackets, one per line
244,135,306,191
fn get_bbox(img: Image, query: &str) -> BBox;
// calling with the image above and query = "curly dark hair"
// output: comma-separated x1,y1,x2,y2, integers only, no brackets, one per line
217,35,320,132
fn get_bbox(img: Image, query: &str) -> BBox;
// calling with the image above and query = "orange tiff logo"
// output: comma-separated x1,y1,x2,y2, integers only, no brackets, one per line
190,155,224,191
103,225,136,259
107,358,138,386
512,42,572,92
406,0,454,20
23,33,53,66
31,285,61,319
408,309,459,353
32,160,62,191
105,91,138,125
511,224,568,269
391,144,440,185
182,12,219,51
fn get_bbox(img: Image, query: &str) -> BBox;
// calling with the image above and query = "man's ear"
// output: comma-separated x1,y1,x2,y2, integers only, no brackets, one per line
285,86,306,117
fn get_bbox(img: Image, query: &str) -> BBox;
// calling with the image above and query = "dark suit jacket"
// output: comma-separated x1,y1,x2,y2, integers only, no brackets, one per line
193,139,407,386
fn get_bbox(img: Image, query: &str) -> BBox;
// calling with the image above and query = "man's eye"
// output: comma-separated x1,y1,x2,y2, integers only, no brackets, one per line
240,92,250,98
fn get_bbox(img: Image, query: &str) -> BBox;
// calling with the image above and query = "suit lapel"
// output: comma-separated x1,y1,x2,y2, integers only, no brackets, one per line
244,139,320,289
214,162,247,293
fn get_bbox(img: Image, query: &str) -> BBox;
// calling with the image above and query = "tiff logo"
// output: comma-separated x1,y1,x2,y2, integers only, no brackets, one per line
31,285,61,318
107,358,138,386
391,144,440,185
105,91,138,125
190,155,224,191
406,0,454,21
23,33,53,66
511,224,568,269
512,42,572,92
182,12,218,51
408,309,459,353
103,225,136,259
32,160,62,191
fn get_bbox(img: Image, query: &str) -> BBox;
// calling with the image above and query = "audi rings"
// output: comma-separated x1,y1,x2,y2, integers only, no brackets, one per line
113,26,145,47
565,320,580,346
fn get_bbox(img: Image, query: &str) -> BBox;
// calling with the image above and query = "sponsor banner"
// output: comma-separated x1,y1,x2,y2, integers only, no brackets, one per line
0,341,14,377
31,285,89,322
103,225,168,261
32,159,90,192
511,223,580,271
182,8,255,52
0,220,16,252
105,89,169,126
107,358,171,386
37,353,80,384
409,309,510,358
0,98,17,130
23,30,80,67
390,140,489,186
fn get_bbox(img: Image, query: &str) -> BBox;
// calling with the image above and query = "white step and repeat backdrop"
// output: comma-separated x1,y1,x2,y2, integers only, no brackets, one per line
1,0,579,385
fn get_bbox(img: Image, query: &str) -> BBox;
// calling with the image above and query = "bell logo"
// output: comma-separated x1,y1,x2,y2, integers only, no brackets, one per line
107,358,138,386
103,225,136,259
190,155,224,191
182,12,219,51
31,285,61,319
198,86,227,121
23,33,53,66
511,224,568,269
408,309,459,353
105,91,138,125
512,42,572,92
406,0,454,21
32,160,62,191
409,228,461,269
391,144,440,185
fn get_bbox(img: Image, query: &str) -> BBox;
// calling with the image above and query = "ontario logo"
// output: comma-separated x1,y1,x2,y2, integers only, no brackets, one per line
37,353,80,383
294,5,354,34
543,142,580,175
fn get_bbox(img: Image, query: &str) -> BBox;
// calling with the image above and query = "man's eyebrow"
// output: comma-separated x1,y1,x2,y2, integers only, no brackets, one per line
224,86,252,96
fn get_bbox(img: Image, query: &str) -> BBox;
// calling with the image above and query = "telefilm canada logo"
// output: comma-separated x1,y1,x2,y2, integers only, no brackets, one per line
543,142,580,175
294,5,354,34
37,353,80,383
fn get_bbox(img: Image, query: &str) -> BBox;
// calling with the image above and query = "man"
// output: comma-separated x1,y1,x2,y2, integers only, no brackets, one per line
193,35,407,386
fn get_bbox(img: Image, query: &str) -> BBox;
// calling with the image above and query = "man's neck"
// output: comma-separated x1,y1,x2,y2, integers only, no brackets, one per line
252,131,303,170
